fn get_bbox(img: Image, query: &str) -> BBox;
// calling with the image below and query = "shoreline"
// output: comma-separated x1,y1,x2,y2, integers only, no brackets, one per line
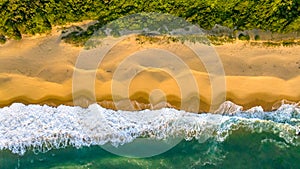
1,98,299,113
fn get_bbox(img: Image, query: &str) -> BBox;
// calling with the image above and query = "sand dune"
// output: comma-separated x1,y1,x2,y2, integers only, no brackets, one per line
0,28,299,112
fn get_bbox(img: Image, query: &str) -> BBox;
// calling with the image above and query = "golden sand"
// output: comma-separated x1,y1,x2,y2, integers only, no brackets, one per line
0,28,299,112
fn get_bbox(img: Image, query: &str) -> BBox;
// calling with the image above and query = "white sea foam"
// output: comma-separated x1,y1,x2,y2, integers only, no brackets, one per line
0,102,299,155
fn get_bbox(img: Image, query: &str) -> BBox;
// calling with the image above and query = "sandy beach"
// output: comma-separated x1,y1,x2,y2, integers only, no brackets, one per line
0,27,299,113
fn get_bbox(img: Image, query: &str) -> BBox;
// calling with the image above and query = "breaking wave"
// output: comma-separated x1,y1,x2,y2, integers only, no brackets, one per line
0,101,299,155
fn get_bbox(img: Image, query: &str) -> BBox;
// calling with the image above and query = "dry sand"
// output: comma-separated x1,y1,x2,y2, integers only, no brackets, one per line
0,27,299,112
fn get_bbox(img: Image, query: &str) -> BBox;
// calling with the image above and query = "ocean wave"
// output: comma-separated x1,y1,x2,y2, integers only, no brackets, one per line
0,101,299,155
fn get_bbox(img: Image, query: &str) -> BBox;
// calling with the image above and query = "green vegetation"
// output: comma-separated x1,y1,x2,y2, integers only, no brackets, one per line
0,34,6,44
207,35,235,45
238,33,250,41
0,0,299,44
254,35,260,41
135,35,179,45
249,40,300,47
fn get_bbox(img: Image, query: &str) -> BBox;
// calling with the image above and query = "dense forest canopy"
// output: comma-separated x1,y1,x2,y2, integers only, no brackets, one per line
0,0,299,43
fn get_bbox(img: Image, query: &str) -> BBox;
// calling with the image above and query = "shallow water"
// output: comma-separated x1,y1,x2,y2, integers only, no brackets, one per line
1,129,300,169
0,102,299,168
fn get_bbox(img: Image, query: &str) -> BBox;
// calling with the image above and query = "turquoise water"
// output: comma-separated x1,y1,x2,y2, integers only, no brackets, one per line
1,128,300,169
0,102,300,168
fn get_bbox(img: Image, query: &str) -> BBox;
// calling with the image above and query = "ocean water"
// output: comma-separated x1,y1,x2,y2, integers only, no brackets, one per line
0,102,300,169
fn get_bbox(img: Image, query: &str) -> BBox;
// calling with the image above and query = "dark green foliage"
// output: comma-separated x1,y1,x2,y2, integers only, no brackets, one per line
0,0,299,43
254,35,260,41
62,31,92,46
238,33,250,41
0,34,6,44
282,40,297,47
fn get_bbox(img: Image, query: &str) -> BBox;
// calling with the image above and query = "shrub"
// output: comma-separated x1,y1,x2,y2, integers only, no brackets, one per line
238,33,250,41
0,34,6,44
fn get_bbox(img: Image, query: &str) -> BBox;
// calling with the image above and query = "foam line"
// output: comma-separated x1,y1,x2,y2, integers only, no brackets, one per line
0,102,299,155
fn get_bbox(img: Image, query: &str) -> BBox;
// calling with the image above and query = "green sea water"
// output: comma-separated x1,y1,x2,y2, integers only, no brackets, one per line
1,127,300,169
